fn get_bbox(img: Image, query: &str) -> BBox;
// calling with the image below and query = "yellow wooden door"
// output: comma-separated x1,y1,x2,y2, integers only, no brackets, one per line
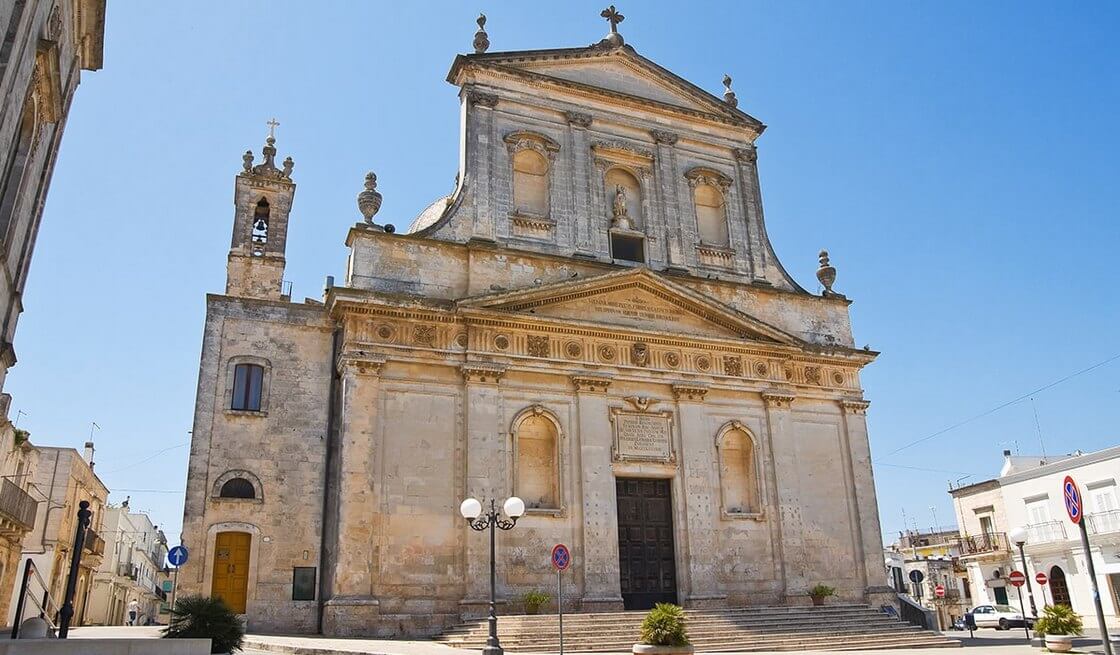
211,532,251,614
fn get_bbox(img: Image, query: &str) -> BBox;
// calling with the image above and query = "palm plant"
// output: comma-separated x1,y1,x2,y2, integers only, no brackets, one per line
162,595,244,654
639,603,689,647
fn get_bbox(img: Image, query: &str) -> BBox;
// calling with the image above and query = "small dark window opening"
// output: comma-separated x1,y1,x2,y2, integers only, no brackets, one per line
610,233,645,263
231,363,264,411
251,198,270,255
219,478,256,499
292,567,316,601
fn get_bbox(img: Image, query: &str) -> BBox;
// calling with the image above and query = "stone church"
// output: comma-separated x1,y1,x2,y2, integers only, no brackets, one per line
180,10,890,637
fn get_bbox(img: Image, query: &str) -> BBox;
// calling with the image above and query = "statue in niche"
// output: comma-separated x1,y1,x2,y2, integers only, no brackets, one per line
611,184,634,230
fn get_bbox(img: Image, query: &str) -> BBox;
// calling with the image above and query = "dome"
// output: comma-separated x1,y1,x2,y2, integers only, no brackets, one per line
406,195,452,234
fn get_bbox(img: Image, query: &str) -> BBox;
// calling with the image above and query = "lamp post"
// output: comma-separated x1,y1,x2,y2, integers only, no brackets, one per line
1008,527,1037,617
460,496,525,655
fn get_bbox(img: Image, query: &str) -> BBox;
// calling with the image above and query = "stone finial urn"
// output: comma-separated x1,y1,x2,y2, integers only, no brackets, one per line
816,250,836,295
357,172,383,224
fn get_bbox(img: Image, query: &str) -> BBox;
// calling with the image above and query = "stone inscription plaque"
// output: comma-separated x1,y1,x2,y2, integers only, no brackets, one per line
612,410,674,462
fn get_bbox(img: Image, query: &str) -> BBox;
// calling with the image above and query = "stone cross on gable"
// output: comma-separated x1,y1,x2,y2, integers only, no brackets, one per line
601,5,624,32
266,118,280,139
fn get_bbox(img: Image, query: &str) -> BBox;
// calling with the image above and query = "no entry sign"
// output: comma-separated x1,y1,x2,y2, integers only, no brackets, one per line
551,544,571,571
1063,475,1083,524
1008,570,1026,587
935,585,945,598
1036,572,1048,586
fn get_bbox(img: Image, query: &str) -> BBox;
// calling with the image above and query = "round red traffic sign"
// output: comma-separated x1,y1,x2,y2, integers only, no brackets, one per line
1008,570,1026,587
1035,572,1048,586
1063,475,1083,524
935,585,945,598
551,544,571,571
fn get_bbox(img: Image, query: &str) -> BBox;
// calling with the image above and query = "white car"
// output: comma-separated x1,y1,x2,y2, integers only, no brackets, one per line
968,604,1035,630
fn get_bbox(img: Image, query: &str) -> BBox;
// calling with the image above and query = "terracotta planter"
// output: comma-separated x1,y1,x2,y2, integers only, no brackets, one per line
810,595,826,606
1044,634,1073,652
632,644,694,655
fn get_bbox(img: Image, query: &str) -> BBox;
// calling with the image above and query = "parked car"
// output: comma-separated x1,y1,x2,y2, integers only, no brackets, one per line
967,604,1035,630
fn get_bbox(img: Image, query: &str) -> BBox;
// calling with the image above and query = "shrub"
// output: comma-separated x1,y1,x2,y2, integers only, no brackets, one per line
1033,604,1083,637
639,603,689,647
809,584,836,599
522,590,551,614
162,595,244,654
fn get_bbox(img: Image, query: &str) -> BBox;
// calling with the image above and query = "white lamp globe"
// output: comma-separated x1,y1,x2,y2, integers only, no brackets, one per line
503,496,526,518
460,498,482,520
1008,526,1028,545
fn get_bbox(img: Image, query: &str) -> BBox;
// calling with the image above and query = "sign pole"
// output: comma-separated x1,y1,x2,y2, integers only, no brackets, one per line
171,566,179,612
1078,517,1113,655
557,568,563,655
1015,583,1029,641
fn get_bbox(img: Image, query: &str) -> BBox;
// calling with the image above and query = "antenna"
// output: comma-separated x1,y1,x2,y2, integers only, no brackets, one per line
1030,396,1048,459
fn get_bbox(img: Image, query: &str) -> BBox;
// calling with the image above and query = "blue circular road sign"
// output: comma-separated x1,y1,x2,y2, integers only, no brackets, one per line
1063,475,1082,524
168,545,189,567
551,544,571,571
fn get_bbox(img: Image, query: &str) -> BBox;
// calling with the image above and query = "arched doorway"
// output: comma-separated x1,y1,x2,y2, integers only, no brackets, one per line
211,532,251,614
1049,566,1072,608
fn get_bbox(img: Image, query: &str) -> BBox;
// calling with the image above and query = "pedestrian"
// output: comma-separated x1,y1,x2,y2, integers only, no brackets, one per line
127,599,139,626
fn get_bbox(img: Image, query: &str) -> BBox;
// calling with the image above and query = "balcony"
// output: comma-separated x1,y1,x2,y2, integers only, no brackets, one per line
1026,521,1067,544
82,527,105,556
117,563,138,580
956,532,1010,557
0,479,37,538
1088,510,1120,536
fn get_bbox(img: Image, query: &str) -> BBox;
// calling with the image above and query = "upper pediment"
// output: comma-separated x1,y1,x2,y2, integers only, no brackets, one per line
448,46,764,131
459,268,800,346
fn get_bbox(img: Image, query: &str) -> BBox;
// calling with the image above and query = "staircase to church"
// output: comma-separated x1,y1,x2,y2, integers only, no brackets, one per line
434,604,960,652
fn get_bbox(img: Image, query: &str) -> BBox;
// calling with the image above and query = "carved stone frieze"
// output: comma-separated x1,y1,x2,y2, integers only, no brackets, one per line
466,87,499,108
413,324,437,347
461,362,507,384
733,144,758,164
631,341,650,367
723,355,743,377
696,354,712,372
761,391,796,409
840,399,871,415
565,111,593,128
597,343,617,362
564,341,583,359
664,351,680,369
337,351,387,377
804,365,822,385
753,361,769,377
650,130,679,145
685,166,733,190
527,335,550,358
570,374,612,393
503,130,561,159
672,383,709,402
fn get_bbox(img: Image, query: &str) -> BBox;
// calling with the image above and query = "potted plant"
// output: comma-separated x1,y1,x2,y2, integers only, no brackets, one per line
633,603,692,654
162,595,245,654
808,584,836,607
1033,604,1083,653
522,590,551,615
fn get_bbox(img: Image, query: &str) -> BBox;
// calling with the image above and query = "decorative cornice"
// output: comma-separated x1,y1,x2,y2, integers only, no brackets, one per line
672,383,709,402
336,351,387,376
565,111,593,128
733,145,757,164
761,390,796,408
465,87,499,108
570,374,612,393
461,362,507,383
650,130,679,145
840,399,871,415
685,166,734,190
503,130,561,155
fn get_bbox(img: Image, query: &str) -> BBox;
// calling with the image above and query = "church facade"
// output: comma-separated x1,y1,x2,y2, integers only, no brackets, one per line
180,14,890,637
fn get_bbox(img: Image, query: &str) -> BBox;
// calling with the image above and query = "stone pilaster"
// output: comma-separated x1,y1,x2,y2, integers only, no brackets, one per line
761,390,807,600
651,130,686,269
566,112,595,255
323,352,385,635
571,374,624,611
733,145,767,281
839,398,891,598
672,384,725,607
459,362,508,617
465,87,499,243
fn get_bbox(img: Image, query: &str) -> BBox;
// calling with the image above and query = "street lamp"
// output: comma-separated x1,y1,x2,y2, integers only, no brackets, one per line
460,496,525,655
1008,526,1038,617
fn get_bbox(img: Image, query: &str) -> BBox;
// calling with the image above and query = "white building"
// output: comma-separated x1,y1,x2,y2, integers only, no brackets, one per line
950,446,1120,624
87,501,168,625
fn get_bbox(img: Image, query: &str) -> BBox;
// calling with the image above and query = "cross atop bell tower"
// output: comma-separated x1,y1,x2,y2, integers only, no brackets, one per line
226,124,296,300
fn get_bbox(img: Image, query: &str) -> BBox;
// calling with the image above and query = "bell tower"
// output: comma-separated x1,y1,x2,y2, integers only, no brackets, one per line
226,122,295,300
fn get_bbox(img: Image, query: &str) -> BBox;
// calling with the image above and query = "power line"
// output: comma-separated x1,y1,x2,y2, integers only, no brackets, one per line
881,352,1120,458
98,442,189,475
877,463,977,476
109,488,184,494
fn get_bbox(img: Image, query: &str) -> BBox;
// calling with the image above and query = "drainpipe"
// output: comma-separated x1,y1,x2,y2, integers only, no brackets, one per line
316,325,341,634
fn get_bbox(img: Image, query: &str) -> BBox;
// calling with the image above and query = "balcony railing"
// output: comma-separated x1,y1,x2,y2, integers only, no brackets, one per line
83,527,105,556
1088,510,1120,535
956,531,1010,556
1026,521,1067,544
0,479,37,537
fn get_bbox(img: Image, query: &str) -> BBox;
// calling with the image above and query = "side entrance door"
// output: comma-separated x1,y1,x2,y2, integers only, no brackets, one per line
211,531,251,614
616,478,677,610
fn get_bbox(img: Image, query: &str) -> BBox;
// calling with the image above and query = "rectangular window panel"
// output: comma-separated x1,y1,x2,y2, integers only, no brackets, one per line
247,365,263,411
292,567,316,601
232,365,248,410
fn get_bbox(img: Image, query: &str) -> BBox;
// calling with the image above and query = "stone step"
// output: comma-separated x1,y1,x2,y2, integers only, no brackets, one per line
441,625,926,645
440,613,902,635
440,620,917,641
448,607,890,629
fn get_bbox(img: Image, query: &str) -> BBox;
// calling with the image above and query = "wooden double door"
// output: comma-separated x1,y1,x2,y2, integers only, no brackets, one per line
211,531,251,614
616,478,678,610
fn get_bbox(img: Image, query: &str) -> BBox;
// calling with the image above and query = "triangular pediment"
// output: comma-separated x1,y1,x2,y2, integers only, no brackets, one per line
459,268,800,345
517,57,713,112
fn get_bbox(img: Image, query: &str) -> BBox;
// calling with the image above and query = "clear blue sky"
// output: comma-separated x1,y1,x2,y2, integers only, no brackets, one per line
9,2,1119,546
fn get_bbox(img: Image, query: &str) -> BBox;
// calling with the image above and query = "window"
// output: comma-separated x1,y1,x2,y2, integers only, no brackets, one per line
610,232,644,263
694,183,729,246
250,198,269,255
219,478,256,499
512,407,560,511
0,100,35,241
512,149,549,216
231,363,264,411
979,515,995,535
717,423,761,517
292,567,316,601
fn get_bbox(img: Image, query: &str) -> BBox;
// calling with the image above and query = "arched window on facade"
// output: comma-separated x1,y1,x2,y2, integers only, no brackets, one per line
694,183,729,246
250,198,270,254
231,363,264,411
219,478,256,499
717,422,761,517
513,407,560,510
512,149,549,217
0,101,36,241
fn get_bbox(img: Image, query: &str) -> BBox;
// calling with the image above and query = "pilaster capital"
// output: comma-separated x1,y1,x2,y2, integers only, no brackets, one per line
461,362,507,384
465,87,499,108
336,351,386,377
840,398,871,415
761,390,796,409
565,111,593,128
672,383,709,402
733,144,758,164
570,374,612,393
650,130,679,145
